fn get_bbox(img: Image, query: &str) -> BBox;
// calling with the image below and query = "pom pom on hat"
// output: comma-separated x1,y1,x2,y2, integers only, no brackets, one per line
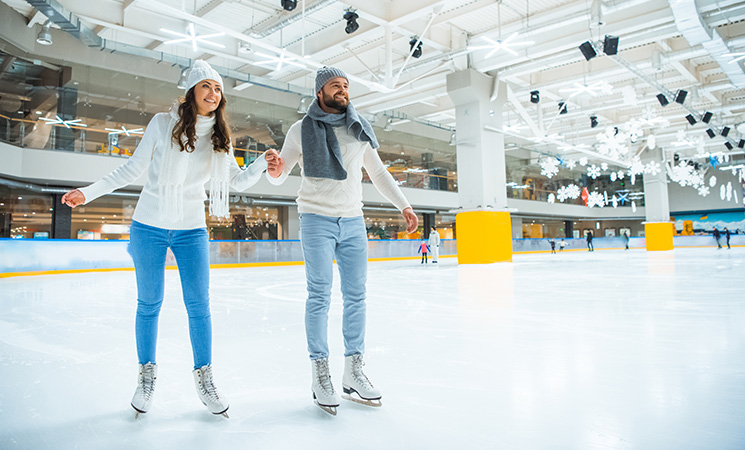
315,66,348,93
185,60,223,93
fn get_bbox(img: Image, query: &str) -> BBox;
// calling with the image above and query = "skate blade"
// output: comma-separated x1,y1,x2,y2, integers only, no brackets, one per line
342,392,382,407
219,411,230,419
314,401,338,416
132,404,147,419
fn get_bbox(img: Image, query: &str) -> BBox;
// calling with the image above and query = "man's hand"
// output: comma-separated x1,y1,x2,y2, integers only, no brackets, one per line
61,189,85,208
402,207,418,233
265,149,285,178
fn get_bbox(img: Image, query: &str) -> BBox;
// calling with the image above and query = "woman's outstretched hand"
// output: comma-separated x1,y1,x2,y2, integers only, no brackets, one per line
61,189,86,208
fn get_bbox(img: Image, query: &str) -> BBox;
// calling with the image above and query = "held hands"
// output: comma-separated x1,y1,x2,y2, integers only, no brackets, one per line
264,148,285,178
402,207,418,233
60,189,86,208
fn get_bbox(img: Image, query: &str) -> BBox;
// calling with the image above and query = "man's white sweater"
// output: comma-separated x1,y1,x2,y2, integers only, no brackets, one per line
79,112,268,230
267,119,410,217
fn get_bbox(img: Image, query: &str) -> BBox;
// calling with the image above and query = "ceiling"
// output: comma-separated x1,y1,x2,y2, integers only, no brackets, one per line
2,0,745,171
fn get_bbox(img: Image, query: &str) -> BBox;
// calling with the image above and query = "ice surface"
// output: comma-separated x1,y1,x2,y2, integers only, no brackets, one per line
1,248,744,449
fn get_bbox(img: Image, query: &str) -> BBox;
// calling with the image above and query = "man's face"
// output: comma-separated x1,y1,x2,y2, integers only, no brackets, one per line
318,77,349,112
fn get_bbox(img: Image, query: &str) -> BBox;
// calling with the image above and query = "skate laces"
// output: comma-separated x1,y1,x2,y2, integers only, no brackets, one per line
139,365,156,400
314,359,336,394
350,355,373,388
197,366,222,401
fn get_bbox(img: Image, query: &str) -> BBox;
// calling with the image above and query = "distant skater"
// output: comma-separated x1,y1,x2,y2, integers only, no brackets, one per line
61,60,279,419
418,240,431,264
548,238,556,254
724,228,731,249
586,231,594,252
713,227,722,249
623,231,629,250
559,239,566,252
428,226,440,263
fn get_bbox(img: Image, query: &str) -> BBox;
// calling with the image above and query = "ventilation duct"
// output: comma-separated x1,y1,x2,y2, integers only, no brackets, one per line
25,0,102,47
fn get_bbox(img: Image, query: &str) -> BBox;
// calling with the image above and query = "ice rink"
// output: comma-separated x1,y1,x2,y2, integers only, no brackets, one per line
1,248,744,450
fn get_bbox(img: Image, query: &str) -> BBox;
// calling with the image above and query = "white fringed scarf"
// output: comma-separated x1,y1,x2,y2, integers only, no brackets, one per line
158,105,231,221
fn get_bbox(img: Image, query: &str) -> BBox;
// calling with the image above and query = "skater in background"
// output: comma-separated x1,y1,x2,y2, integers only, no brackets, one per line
623,231,629,250
713,227,722,249
559,239,566,252
266,66,418,415
61,60,279,418
428,226,440,263
586,230,594,252
418,239,431,263
724,227,731,249
548,238,556,254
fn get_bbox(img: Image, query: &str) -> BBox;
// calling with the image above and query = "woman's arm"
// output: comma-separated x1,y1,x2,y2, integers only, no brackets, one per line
265,121,302,185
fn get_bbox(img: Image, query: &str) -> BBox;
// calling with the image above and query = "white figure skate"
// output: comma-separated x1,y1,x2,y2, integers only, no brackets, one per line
342,354,382,407
311,358,341,415
193,365,230,418
131,363,157,418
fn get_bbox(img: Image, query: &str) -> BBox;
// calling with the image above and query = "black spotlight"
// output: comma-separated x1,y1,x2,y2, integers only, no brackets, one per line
721,126,730,137
590,115,598,128
739,139,745,149
343,11,359,34
702,111,712,123
674,89,688,104
579,41,597,61
409,38,422,58
706,128,716,139
558,101,568,114
530,90,540,104
603,35,619,55
725,142,733,150
674,153,680,162
685,114,697,125
281,0,297,11
656,93,669,107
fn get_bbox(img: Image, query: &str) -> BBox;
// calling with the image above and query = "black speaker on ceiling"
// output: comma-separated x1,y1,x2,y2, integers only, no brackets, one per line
702,111,712,123
675,90,688,104
739,139,745,149
603,35,619,55
579,41,597,61
530,90,540,103
656,93,669,107
721,126,730,137
706,128,716,138
590,115,598,128
685,114,696,125
725,142,733,150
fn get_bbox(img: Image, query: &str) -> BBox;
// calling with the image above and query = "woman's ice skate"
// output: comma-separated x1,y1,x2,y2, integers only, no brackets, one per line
311,358,340,415
131,363,157,418
193,365,230,418
342,354,382,407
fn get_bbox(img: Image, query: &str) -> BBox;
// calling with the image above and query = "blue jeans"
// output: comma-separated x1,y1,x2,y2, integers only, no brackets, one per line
300,213,368,360
128,221,212,369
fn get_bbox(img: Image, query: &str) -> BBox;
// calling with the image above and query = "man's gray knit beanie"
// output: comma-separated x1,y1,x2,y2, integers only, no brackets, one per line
315,66,348,93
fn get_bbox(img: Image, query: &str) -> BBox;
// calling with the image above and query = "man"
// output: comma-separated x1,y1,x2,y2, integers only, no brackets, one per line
724,227,731,249
266,67,418,415
713,227,721,249
586,230,594,252
428,226,440,263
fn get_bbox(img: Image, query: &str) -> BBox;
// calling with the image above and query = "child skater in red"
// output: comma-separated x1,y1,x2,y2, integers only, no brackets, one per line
418,239,431,264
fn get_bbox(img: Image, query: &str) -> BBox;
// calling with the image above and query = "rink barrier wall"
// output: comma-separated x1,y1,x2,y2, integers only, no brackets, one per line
0,235,740,276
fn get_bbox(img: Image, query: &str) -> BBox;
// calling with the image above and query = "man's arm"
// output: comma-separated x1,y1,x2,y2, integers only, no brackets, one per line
363,145,418,233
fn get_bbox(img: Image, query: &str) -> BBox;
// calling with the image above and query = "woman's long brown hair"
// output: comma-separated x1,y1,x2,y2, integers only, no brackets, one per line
171,87,231,153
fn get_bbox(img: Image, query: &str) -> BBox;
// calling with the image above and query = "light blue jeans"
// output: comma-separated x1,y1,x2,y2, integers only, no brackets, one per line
128,220,212,369
300,213,368,360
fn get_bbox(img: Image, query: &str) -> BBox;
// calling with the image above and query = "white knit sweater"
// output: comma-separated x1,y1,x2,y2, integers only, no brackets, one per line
79,112,268,230
266,119,410,217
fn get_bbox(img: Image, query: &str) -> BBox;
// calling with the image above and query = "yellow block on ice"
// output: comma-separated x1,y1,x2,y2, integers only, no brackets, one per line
645,222,674,251
456,211,513,264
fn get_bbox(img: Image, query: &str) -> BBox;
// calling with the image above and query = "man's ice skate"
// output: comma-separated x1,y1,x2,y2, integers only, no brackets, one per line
131,363,157,418
342,354,382,407
193,365,230,418
311,358,340,415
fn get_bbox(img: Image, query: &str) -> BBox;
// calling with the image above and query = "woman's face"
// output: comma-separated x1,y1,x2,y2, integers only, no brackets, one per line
193,79,222,116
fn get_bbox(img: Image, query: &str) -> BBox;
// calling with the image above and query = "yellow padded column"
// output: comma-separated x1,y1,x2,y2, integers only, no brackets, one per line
456,211,513,264
645,222,674,251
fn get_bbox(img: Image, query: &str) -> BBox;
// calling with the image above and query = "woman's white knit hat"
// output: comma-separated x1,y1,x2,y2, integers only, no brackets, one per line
185,60,223,93
315,66,348,93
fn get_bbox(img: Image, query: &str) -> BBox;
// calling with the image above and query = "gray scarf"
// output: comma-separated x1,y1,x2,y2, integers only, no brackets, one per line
301,99,379,180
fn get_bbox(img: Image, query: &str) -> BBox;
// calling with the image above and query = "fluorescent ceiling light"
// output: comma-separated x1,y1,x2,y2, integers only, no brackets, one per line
105,126,144,136
40,115,88,129
161,23,225,52
253,51,305,71
467,33,534,58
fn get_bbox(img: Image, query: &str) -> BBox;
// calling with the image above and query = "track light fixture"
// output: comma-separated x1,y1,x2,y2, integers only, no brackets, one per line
702,111,712,123
725,142,733,150
176,66,189,89
685,114,696,125
656,93,669,107
530,90,540,104
281,0,297,11
36,20,53,46
409,37,423,58
590,115,598,128
721,126,730,137
558,101,568,114
706,128,716,139
602,35,619,55
674,89,688,104
343,11,359,34
579,41,597,61
739,139,745,149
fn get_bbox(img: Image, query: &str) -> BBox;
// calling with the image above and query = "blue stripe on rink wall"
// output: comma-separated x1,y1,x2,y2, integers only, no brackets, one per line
0,235,739,274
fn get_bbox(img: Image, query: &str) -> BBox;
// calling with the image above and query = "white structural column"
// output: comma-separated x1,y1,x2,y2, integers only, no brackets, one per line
641,146,674,250
446,68,513,263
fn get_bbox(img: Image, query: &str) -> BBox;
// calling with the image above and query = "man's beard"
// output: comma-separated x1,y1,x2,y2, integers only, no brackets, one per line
322,92,349,112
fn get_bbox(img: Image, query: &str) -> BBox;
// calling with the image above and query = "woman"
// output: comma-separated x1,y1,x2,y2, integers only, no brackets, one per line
61,60,278,418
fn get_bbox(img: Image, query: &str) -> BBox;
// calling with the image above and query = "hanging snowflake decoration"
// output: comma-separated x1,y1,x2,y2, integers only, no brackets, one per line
709,176,717,187
539,157,560,178
669,163,703,188
579,157,588,166
726,182,732,201
616,170,625,180
587,165,602,179
631,201,637,213
630,173,636,185
556,184,581,202
547,193,556,204
720,184,726,200
565,159,577,170
697,185,710,197
629,158,645,176
600,162,609,171
610,172,617,182
611,195,618,208
587,191,605,208
644,161,661,176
